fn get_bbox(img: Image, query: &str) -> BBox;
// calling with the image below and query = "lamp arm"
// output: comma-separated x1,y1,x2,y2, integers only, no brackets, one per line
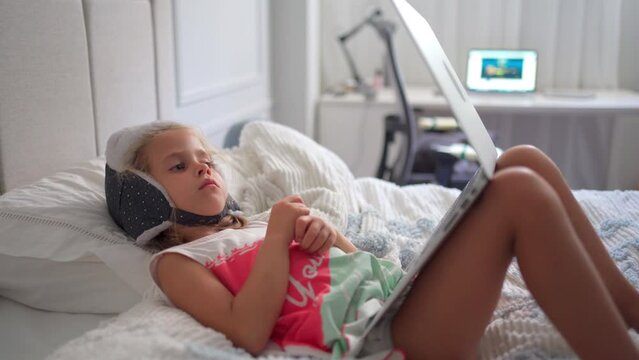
337,9,383,97
338,40,364,87
338,9,381,42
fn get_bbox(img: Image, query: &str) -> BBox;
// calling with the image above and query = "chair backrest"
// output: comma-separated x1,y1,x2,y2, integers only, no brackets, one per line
377,24,418,185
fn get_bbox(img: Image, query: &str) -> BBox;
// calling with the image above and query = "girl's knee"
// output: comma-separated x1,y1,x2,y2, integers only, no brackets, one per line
492,166,544,187
497,145,559,175
490,167,561,212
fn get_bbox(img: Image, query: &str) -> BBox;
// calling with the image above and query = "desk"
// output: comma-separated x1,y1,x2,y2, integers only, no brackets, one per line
316,86,639,189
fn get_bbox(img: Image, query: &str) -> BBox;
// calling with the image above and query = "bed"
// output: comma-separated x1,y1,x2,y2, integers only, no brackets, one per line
1,2,638,360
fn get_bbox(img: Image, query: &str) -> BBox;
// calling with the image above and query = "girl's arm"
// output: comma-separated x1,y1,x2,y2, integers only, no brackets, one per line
155,196,309,356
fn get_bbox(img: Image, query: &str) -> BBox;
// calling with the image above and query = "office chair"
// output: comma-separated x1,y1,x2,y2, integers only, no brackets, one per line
369,13,479,189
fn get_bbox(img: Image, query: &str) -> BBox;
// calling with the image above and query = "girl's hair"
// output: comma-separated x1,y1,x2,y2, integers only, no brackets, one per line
124,121,247,250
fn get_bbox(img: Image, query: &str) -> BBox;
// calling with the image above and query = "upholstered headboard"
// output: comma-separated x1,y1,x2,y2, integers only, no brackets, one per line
0,0,157,193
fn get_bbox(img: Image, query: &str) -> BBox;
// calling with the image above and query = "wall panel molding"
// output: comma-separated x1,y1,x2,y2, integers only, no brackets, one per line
173,0,264,106
153,0,272,146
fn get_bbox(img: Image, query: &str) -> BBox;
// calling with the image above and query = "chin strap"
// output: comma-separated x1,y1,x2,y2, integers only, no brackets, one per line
174,196,241,226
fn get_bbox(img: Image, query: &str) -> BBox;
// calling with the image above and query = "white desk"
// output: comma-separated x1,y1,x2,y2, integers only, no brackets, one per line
316,86,639,189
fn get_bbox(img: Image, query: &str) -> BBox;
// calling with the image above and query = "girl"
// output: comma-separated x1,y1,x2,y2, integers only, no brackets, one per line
105,121,639,359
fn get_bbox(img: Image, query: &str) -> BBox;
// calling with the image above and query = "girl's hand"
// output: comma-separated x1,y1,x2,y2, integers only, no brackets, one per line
294,215,337,255
265,195,310,245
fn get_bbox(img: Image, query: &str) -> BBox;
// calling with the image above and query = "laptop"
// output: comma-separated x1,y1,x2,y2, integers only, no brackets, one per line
349,0,498,356
466,49,538,93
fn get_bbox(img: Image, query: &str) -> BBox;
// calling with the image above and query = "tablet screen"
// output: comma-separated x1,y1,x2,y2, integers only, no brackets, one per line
466,49,537,92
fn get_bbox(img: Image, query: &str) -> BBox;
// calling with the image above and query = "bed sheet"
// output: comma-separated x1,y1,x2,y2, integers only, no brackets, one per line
0,295,113,360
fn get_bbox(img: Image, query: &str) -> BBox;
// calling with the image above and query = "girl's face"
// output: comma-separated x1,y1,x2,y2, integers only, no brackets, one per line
144,128,227,216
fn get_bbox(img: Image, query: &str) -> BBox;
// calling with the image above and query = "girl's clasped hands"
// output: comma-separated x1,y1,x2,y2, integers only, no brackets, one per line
265,195,337,255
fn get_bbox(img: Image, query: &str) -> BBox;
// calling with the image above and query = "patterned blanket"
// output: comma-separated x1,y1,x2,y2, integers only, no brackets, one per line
48,122,639,359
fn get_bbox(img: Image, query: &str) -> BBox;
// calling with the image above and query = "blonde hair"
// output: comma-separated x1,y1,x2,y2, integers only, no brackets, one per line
125,121,247,250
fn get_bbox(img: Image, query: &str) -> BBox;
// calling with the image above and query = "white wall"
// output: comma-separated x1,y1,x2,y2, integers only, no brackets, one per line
154,0,272,147
609,0,639,189
270,0,320,138
320,0,626,92
619,0,639,92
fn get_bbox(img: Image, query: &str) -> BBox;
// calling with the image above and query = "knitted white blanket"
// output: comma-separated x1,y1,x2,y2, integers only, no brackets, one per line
48,121,639,360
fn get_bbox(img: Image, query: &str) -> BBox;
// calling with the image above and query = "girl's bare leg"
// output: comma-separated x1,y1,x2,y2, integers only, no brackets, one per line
391,167,638,359
497,145,639,330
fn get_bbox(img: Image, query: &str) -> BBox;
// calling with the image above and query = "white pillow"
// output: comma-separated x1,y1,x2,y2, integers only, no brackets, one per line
0,158,151,314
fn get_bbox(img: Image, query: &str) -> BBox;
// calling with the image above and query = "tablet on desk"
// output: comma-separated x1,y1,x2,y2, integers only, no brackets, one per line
466,49,537,93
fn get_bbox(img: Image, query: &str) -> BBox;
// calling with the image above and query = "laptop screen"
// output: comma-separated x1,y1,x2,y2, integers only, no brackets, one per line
466,49,537,93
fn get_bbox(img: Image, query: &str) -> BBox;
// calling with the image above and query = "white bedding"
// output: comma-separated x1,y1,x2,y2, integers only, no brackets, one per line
48,122,639,359
0,296,113,360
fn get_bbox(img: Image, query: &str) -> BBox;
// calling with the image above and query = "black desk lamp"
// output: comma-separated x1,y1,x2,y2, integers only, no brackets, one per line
338,9,389,99
338,9,418,183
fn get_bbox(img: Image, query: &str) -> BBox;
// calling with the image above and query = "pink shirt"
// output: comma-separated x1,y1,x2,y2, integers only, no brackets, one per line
150,220,403,359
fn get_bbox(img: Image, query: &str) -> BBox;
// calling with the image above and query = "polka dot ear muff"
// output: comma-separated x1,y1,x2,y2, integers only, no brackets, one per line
104,122,240,246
